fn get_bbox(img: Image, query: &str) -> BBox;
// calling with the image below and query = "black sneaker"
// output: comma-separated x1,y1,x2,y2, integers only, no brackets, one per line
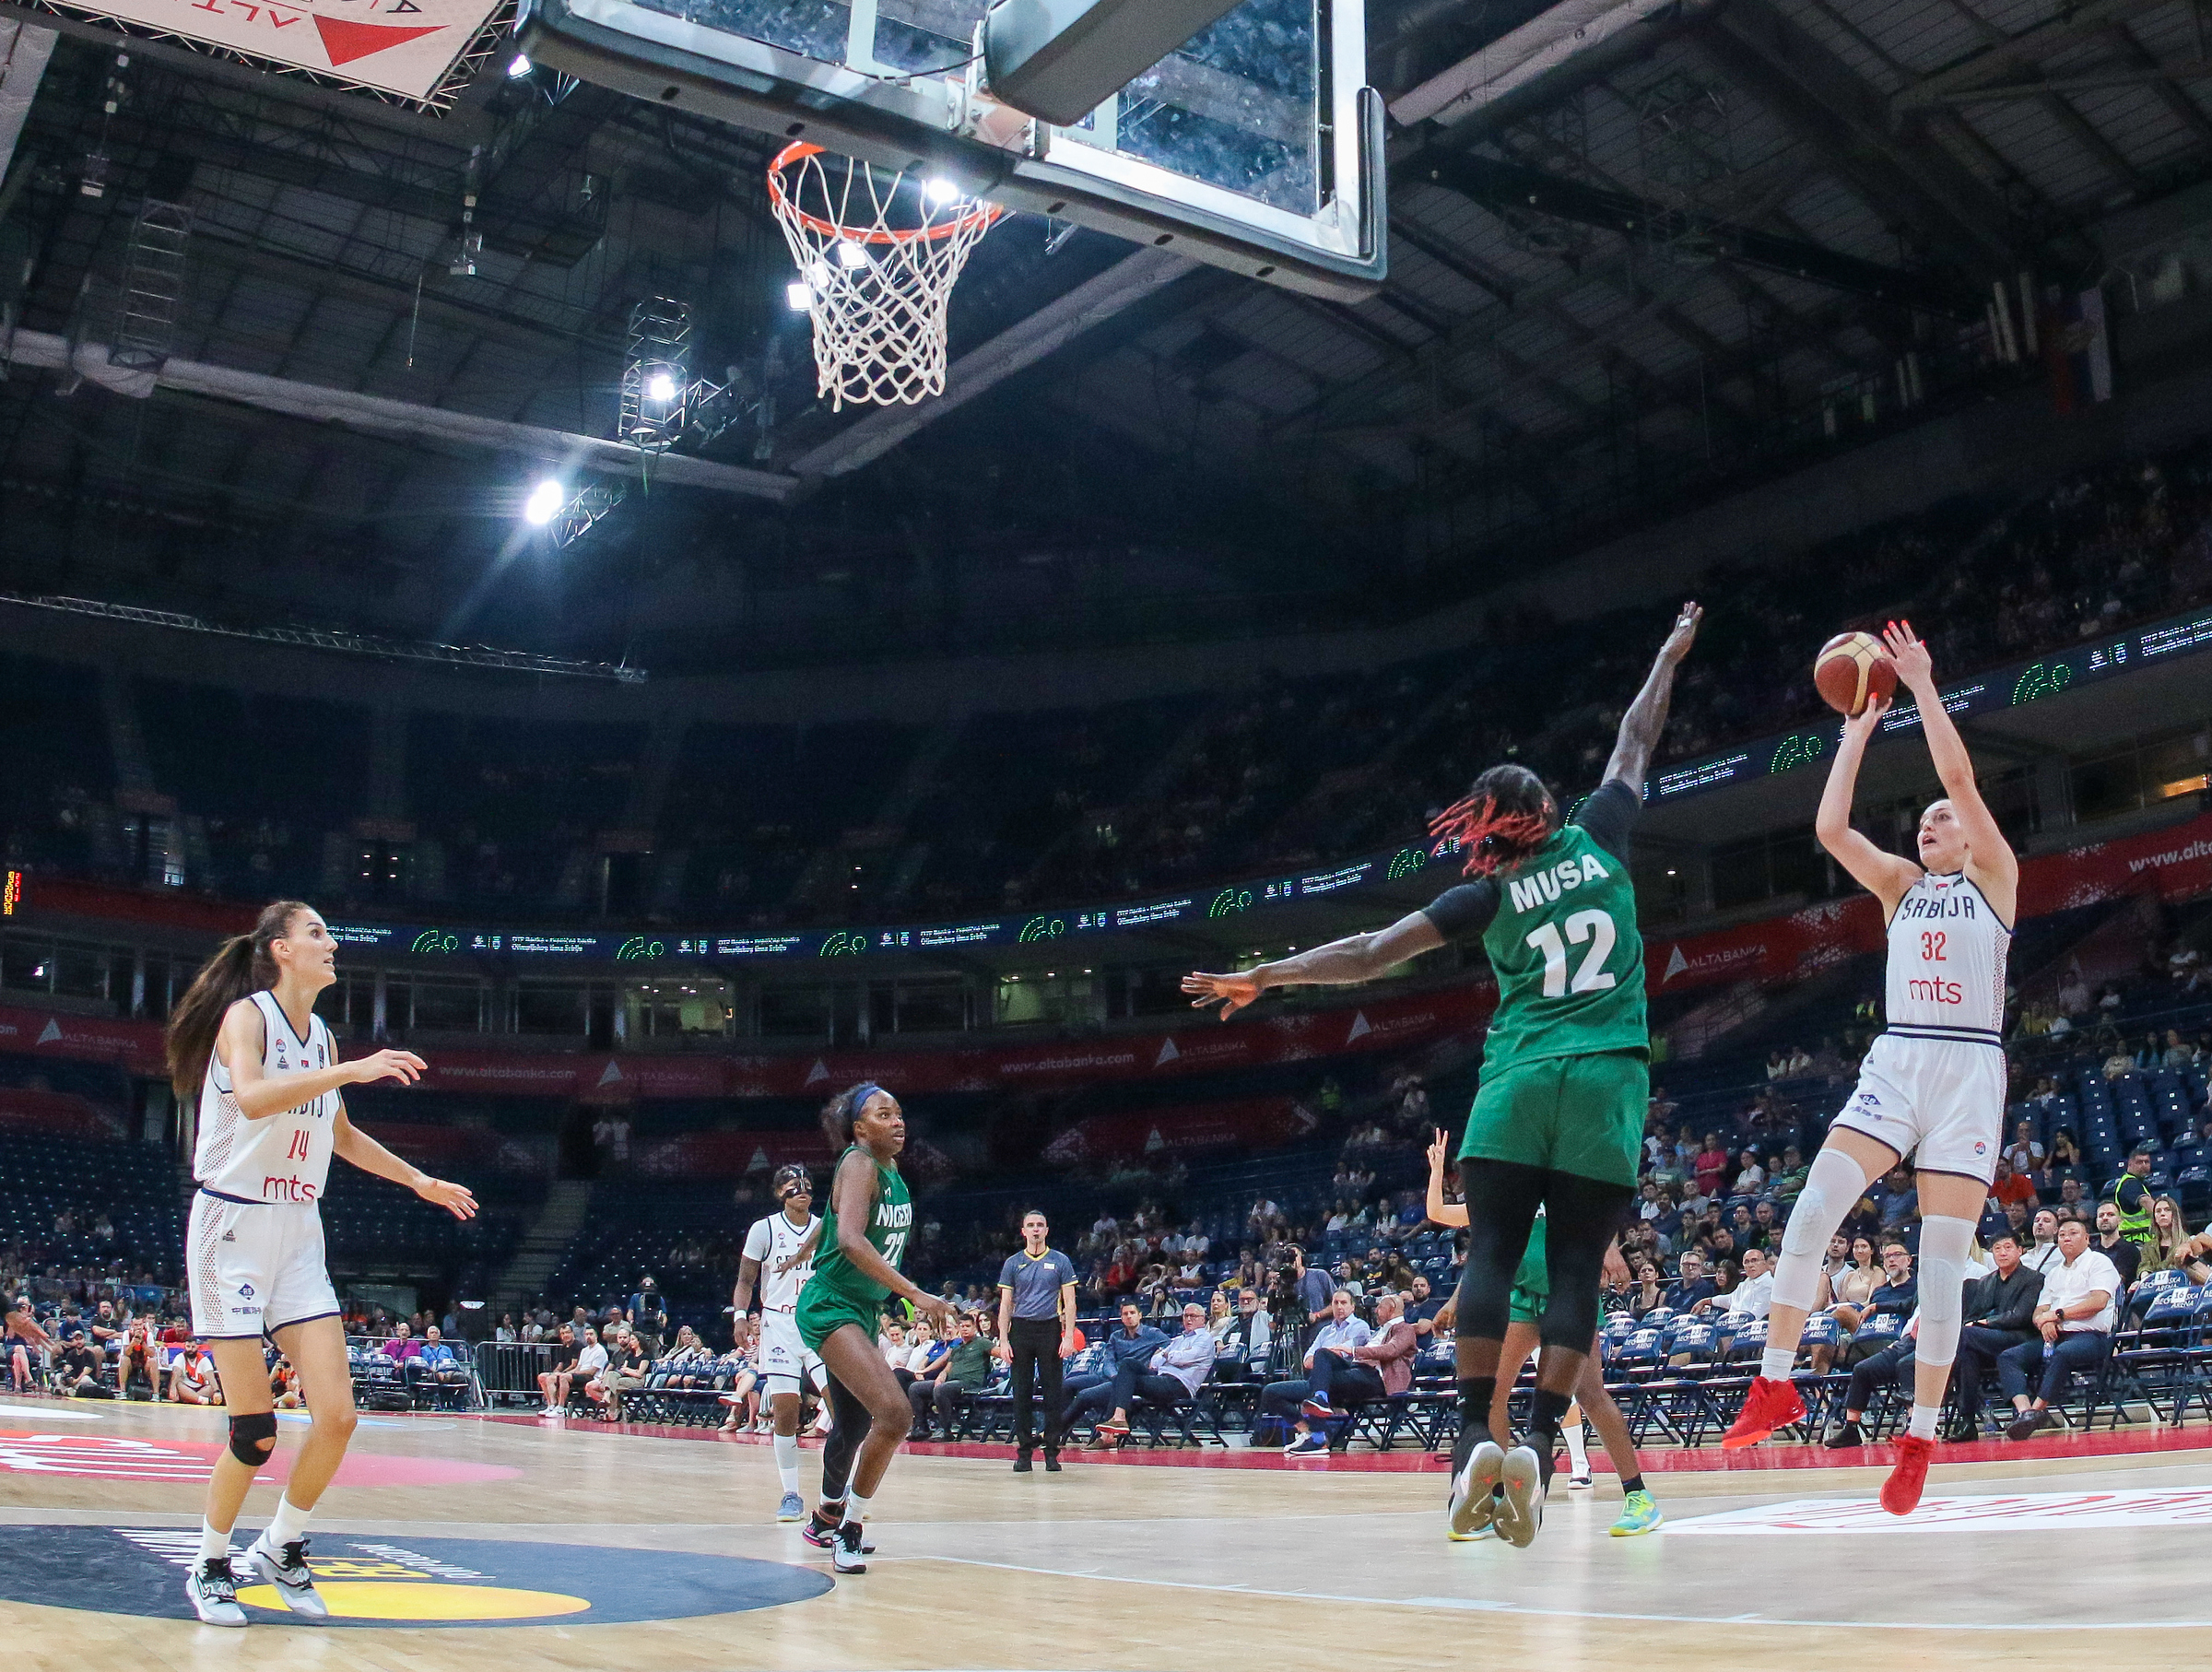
1013,1452,1033,1473
2006,1408,2054,1442
186,1557,247,1627
1822,1419,1865,1449
831,1522,867,1574
246,1534,327,1619
1043,1451,1063,1473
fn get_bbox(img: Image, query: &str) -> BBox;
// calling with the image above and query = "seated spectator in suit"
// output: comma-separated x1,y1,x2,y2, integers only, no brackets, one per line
1822,1312,1921,1449
1999,1219,2121,1440
1258,1289,1373,1453
909,1312,996,1440
1839,1242,1917,1365
1277,1290,1419,1454
1946,1230,2043,1438
1068,1302,1217,1443
1057,1301,1168,1430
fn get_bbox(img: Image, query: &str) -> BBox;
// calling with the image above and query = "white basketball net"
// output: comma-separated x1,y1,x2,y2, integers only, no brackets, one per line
768,142,1005,411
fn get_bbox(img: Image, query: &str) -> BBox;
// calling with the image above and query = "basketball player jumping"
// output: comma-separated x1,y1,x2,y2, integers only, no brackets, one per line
1723,621,2017,1516
165,901,477,1625
794,1083,951,1573
733,1163,829,1524
1186,602,1700,1548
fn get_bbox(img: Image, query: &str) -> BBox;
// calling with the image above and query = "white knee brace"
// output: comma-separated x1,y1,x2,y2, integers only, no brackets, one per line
1912,1215,1976,1370
1771,1148,1871,1313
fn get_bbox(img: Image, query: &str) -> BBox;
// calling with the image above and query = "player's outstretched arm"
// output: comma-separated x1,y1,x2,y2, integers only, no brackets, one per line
1424,1128,1470,1228
333,1106,477,1219
1883,620,2019,912
1602,601,1702,787
1182,908,1444,1019
1814,694,1919,913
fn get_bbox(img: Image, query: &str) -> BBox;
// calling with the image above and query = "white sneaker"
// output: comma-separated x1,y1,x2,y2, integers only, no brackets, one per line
831,1522,867,1574
1567,1474,1594,1490
186,1557,248,1627
1448,1441,1504,1539
246,1535,328,1619
1495,1445,1546,1548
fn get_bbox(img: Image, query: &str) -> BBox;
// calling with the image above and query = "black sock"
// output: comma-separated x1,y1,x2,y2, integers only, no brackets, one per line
1529,1388,1571,1438
1621,1473,1645,1495
1457,1376,1496,1427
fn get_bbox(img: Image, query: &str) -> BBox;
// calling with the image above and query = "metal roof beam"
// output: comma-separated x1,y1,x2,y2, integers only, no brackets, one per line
1897,0,2190,102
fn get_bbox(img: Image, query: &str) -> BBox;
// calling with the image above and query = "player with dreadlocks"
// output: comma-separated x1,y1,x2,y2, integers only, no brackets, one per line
1185,602,1700,1548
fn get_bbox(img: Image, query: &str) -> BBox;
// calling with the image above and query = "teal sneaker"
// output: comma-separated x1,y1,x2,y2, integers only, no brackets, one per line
1609,1488,1665,1537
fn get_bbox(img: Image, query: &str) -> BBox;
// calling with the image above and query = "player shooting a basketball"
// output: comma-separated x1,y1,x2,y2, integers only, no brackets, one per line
1723,621,2018,1517
1184,602,1700,1548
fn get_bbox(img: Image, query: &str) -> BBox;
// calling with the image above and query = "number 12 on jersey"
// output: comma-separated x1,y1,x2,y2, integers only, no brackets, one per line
1525,910,1618,998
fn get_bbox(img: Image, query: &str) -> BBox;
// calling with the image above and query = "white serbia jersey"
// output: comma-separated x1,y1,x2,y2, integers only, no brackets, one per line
194,991,341,1205
1884,869,2010,1043
744,1211,819,1312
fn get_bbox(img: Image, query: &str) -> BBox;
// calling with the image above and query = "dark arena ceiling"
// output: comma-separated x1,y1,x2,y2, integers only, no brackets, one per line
5,0,2212,672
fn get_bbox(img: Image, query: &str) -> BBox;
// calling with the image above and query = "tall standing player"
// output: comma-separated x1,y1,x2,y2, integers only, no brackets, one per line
732,1163,827,1524
1724,621,2017,1515
1186,602,1700,1548
165,901,477,1625
794,1082,951,1573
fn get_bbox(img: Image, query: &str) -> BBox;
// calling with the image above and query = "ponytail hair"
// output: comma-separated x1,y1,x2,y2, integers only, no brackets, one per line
1429,764,1558,878
820,1080,888,1155
165,900,312,1099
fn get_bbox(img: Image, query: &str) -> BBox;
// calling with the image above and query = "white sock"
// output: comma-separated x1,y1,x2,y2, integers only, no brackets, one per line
265,1493,312,1548
841,1485,871,1529
1564,1421,1590,1476
197,1519,231,1565
1908,1404,1939,1441
1759,1348,1796,1381
773,1433,800,1494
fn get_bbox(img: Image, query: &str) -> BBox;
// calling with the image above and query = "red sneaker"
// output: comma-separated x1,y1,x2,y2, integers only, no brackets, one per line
1721,1376,1806,1449
1880,1435,1933,1516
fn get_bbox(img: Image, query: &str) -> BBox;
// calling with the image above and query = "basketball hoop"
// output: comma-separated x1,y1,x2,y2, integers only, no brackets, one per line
768,141,1006,411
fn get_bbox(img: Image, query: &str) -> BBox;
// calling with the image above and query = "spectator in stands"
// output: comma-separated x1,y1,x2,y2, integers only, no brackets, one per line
1209,1289,1272,1381
1991,1158,2038,1215
2006,1121,2047,1175
537,1325,580,1415
170,1344,218,1405
5,1296,51,1394
894,1319,942,1392
1404,1274,1443,1336
1057,1301,1167,1433
908,1312,994,1441
586,1325,649,1419
2103,1045,2136,1080
116,1316,159,1401
2022,1209,2065,1275
1694,1134,1731,1198
2092,1202,2144,1288
56,1333,107,1398
1281,1289,1418,1455
1822,1312,1921,1450
2151,1197,2212,1280
714,1338,759,1432
2000,1219,2121,1439
1261,1289,1373,1455
1698,1246,1774,1320
416,1327,469,1404
1665,1250,1716,1312
1288,1246,1333,1338
1627,1260,1666,1320
564,1327,607,1416
1946,1230,2044,1439
2112,1147,2158,1254
1065,1302,1214,1445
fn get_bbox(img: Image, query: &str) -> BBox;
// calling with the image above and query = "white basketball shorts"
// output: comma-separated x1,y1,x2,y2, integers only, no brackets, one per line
1829,1032,2007,1185
187,1191,340,1340
758,1309,824,1392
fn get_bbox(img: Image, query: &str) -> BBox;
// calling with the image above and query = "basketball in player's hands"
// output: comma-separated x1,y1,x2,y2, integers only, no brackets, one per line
1814,630,1899,716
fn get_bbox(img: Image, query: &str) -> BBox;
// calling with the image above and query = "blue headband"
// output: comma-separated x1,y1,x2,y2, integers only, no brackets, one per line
848,1082,888,1118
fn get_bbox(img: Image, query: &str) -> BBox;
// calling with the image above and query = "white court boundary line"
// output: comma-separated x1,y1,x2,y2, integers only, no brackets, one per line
0,1405,102,1420
889,1551,2212,1631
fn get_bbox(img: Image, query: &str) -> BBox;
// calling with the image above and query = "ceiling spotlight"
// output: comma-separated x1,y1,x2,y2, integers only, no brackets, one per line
524,478,564,525
785,280,815,311
645,371,677,403
835,239,868,269
506,53,532,77
924,176,961,206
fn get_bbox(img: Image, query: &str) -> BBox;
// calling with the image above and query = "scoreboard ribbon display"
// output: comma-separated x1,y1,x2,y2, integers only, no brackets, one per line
314,602,2212,963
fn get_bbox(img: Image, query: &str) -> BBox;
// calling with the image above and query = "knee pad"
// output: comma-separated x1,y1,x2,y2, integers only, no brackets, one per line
1773,1148,1870,1312
1912,1216,1976,1369
228,1411,278,1467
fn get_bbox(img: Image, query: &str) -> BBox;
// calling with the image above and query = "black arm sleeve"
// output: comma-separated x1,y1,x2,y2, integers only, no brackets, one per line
1422,881,1500,940
1571,778,1641,864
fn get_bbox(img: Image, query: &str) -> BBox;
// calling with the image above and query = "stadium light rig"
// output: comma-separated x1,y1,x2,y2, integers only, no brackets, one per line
523,478,564,525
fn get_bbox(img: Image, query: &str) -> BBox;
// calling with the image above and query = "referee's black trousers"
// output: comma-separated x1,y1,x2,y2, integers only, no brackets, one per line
1007,1317,1064,1453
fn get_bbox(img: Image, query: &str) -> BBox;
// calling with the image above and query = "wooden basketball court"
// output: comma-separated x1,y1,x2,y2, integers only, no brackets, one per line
0,1395,2199,1668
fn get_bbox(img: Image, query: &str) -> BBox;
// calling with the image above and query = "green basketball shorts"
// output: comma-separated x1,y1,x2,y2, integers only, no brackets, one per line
1507,1284,1547,1326
796,1286,879,1355
1457,1049,1649,1189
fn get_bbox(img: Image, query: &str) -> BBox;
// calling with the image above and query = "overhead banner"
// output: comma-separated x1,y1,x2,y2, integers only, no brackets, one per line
39,0,507,104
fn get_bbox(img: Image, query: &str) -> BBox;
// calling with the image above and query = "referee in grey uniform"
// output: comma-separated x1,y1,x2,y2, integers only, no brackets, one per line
996,1209,1077,1473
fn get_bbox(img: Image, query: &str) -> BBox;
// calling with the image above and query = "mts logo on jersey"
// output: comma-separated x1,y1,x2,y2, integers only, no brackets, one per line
1505,854,1611,913
261,1173,321,1203
1908,976,1966,1006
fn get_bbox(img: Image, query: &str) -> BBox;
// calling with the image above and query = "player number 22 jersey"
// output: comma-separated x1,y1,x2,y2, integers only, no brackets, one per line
744,1212,819,1311
1884,869,2009,1042
194,990,341,1204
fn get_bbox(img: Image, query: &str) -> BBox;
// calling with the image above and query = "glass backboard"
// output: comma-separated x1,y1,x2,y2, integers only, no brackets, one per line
514,0,1384,299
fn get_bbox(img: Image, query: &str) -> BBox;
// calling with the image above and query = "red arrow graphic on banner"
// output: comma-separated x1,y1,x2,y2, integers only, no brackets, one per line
312,14,445,65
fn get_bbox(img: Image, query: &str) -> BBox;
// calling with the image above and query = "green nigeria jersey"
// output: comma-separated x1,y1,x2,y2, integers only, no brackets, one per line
1478,820,1648,1074
807,1146,913,1308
